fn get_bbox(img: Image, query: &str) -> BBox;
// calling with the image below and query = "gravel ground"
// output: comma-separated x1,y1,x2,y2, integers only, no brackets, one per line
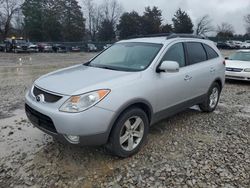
0,50,249,188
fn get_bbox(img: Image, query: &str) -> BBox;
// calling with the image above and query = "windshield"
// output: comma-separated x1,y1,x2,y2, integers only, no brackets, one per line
88,42,162,71
229,52,250,61
15,39,27,44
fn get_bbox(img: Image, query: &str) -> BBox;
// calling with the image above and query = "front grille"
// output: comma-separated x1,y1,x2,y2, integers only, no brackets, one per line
25,104,57,134
226,67,243,72
226,75,250,80
22,46,28,50
33,86,62,103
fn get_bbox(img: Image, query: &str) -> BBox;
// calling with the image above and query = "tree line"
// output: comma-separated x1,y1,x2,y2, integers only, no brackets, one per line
0,0,250,42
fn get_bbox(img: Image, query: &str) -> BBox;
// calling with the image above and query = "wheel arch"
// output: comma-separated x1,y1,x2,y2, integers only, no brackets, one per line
106,98,153,142
213,78,223,91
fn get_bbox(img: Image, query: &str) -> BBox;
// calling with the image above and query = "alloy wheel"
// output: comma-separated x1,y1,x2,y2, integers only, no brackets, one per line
119,116,144,151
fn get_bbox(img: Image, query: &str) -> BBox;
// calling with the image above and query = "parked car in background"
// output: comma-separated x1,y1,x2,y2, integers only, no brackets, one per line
241,40,250,49
37,43,53,53
52,44,67,53
28,43,39,53
25,34,225,157
44,45,53,53
217,41,233,49
4,37,29,53
0,43,5,52
225,50,250,81
71,46,81,52
103,44,112,50
87,43,97,52
231,41,242,49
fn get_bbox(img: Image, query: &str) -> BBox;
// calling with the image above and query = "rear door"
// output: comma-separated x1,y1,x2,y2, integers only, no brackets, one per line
184,42,218,98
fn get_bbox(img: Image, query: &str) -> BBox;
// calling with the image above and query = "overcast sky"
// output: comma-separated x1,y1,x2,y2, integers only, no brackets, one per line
88,0,250,35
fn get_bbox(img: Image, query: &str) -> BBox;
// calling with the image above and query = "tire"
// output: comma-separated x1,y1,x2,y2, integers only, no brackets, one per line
107,108,149,158
199,82,221,112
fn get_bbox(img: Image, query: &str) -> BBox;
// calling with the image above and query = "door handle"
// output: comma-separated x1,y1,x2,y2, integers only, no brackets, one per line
210,67,216,73
184,75,192,81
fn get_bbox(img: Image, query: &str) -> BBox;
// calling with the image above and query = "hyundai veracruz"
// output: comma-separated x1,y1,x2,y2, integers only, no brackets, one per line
25,34,225,157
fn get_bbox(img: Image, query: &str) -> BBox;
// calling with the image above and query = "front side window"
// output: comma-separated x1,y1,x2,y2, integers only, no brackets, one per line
88,42,162,71
186,42,207,65
161,43,186,67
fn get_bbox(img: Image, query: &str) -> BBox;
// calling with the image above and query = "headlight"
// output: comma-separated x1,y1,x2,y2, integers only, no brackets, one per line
16,46,21,48
244,68,250,72
59,89,110,113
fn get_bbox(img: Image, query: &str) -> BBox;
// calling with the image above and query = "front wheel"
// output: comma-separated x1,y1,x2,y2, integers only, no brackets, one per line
199,82,221,112
107,108,149,158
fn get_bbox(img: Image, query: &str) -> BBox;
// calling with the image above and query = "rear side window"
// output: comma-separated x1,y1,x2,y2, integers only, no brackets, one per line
203,44,219,59
162,43,186,67
185,42,207,65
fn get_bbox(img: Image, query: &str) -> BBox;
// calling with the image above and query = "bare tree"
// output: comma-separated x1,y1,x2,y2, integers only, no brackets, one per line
101,0,122,25
244,14,250,34
0,0,23,38
82,0,102,41
82,0,122,40
195,15,214,36
217,22,234,33
217,22,234,38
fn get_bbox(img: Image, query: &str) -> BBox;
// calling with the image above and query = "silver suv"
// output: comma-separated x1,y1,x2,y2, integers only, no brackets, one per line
25,34,225,157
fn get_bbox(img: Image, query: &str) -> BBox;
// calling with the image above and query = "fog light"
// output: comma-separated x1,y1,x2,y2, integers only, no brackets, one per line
65,135,80,144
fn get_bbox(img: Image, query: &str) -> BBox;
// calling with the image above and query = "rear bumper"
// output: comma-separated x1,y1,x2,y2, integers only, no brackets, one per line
25,91,115,146
225,71,250,81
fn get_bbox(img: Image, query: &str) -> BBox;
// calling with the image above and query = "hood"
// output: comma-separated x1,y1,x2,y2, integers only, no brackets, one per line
225,60,250,69
29,44,37,48
35,64,140,95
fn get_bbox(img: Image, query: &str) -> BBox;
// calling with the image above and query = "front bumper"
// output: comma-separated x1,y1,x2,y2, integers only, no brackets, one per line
28,48,38,52
25,91,115,145
225,71,250,81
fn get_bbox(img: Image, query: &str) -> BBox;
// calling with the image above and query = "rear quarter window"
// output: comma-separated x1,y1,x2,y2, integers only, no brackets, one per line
185,42,207,65
203,44,219,59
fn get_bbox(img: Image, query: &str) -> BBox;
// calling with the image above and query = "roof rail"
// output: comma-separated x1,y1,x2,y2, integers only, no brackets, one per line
126,33,172,39
166,33,207,39
126,33,207,40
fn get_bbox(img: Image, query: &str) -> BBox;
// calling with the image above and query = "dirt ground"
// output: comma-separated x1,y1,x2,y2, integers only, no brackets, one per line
0,50,249,188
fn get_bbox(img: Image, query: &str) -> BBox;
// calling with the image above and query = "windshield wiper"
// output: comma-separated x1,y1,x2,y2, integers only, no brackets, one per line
84,63,119,70
97,65,120,70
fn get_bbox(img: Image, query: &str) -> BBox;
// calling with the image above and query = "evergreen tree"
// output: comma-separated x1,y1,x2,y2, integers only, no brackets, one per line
98,19,115,41
22,0,85,41
172,8,193,33
141,6,162,34
22,0,45,41
117,11,142,39
161,23,173,33
60,0,85,41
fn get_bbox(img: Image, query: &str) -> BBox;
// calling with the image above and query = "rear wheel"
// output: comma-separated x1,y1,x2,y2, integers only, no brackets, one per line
199,82,221,112
107,108,149,158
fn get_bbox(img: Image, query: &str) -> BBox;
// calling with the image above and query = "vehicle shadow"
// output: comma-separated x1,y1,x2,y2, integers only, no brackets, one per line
226,79,250,86
30,106,212,186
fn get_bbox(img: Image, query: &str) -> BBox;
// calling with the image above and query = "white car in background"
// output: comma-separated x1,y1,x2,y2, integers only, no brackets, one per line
225,50,250,81
28,43,39,52
241,40,250,49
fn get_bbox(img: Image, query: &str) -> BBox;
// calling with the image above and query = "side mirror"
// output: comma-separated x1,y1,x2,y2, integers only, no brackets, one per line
157,61,180,73
225,57,229,60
